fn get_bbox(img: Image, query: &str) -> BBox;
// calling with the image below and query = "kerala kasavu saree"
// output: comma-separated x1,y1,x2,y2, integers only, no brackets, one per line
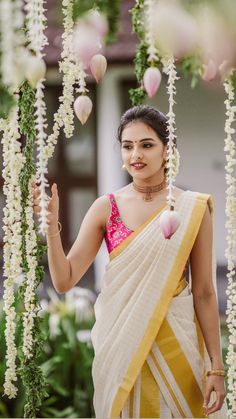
90,190,228,418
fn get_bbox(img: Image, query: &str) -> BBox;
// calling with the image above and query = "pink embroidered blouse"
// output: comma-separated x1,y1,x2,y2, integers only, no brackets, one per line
104,193,133,254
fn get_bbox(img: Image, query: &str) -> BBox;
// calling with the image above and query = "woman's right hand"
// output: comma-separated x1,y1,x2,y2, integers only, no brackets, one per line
32,180,59,225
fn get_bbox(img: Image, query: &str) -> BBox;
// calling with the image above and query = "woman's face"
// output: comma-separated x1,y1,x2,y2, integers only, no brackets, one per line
120,121,167,180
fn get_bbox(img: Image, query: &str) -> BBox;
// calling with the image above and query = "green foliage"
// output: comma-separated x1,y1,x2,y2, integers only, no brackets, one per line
0,84,16,118
180,54,202,89
17,81,48,418
129,0,150,106
130,0,145,39
73,0,120,43
0,297,95,418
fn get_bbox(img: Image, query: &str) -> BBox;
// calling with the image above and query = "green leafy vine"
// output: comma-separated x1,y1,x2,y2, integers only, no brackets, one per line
129,0,149,106
17,81,48,418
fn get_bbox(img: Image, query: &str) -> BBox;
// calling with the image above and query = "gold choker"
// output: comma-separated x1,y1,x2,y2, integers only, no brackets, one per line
133,179,166,201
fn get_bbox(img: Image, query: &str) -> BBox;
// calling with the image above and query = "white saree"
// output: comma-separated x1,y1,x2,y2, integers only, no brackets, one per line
90,190,228,418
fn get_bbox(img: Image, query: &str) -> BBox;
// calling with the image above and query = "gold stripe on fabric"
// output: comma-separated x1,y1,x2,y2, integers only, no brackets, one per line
149,350,185,417
140,360,160,417
111,193,210,418
129,387,134,417
109,204,166,261
156,318,205,418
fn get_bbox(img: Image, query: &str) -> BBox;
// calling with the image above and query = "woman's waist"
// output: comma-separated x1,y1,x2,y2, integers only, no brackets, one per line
173,274,189,297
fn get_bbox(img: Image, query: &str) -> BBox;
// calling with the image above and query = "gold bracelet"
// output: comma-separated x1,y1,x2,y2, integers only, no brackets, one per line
47,221,62,238
206,369,225,377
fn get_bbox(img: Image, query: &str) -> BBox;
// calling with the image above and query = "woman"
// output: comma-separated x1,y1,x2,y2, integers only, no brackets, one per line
32,105,228,418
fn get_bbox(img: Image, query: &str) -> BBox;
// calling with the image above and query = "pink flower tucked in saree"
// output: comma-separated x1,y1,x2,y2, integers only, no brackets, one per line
90,191,228,418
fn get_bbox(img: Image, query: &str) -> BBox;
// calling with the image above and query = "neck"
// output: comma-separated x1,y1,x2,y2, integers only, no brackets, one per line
132,174,165,188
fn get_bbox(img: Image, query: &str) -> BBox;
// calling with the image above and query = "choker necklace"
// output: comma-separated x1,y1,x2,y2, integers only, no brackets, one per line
133,179,166,201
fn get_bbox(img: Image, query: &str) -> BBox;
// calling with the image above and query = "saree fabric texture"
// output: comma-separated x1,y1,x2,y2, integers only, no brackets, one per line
90,190,228,418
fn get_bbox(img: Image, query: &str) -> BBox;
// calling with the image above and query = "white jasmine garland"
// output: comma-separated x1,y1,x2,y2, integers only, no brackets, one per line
45,0,77,161
24,0,49,236
0,0,15,86
24,0,48,58
223,76,236,416
45,0,90,163
144,0,159,64
34,79,50,235
164,55,180,209
1,103,25,398
22,179,40,358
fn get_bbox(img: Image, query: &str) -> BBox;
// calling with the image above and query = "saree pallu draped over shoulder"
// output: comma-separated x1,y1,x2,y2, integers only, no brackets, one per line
90,191,228,418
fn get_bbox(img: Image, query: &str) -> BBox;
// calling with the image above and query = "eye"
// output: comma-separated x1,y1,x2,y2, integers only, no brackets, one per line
122,145,132,149
143,143,153,148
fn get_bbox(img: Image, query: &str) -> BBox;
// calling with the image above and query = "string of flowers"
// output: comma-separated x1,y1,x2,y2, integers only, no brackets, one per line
164,56,180,210
24,0,49,237
1,100,25,399
45,0,77,162
21,178,40,359
145,0,159,65
223,74,236,417
0,0,15,86
17,81,48,417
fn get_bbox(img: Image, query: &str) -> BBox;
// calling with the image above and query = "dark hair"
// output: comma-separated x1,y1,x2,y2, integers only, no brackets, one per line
117,105,169,146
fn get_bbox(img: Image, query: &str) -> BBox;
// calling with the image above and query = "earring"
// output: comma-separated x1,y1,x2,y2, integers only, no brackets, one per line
121,164,126,170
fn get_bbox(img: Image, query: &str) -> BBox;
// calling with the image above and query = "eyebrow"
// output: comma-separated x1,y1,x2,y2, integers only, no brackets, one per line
121,138,156,144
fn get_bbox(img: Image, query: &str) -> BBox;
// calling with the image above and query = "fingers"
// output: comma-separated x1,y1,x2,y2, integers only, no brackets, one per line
32,182,58,215
51,183,57,196
204,392,226,415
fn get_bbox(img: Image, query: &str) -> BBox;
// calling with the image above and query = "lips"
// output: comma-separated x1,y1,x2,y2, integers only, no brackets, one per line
131,163,147,168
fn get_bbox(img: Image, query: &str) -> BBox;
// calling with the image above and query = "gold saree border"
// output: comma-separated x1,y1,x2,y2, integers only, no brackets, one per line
111,193,211,418
156,319,205,418
109,203,167,261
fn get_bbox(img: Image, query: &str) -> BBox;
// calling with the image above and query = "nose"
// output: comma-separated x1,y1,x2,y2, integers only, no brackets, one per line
131,146,143,160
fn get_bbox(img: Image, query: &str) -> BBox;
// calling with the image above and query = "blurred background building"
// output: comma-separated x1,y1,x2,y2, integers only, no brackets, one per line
0,0,228,314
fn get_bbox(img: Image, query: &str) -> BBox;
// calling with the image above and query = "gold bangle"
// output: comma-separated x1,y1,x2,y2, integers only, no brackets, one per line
47,221,62,238
206,369,225,377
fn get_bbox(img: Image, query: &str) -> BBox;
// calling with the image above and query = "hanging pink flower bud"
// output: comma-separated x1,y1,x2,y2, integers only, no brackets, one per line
202,59,217,81
143,67,162,98
159,209,180,240
89,54,107,83
73,95,93,125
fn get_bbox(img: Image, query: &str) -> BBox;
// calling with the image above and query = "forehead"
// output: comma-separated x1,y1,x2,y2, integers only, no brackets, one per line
121,121,160,142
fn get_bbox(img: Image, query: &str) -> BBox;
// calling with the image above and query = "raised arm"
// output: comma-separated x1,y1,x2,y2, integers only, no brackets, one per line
32,181,109,294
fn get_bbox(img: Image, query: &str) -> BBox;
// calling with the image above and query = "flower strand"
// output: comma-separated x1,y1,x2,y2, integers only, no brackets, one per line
1,102,25,398
164,56,180,209
223,75,236,417
144,0,159,64
22,177,40,358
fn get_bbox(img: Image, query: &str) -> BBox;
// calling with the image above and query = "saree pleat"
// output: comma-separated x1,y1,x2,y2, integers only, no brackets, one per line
91,191,228,418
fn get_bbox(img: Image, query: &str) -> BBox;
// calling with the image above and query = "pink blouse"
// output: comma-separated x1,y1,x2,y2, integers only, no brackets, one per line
104,193,133,253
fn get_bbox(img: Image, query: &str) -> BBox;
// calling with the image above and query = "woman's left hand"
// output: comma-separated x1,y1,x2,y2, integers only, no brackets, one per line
203,375,226,416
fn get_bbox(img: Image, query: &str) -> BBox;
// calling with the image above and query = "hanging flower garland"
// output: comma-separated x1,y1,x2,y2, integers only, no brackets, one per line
17,81,48,418
223,73,236,417
1,101,24,399
24,0,50,236
163,56,180,208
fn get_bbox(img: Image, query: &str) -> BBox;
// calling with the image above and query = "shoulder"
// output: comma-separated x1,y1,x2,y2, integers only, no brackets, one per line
185,189,215,213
